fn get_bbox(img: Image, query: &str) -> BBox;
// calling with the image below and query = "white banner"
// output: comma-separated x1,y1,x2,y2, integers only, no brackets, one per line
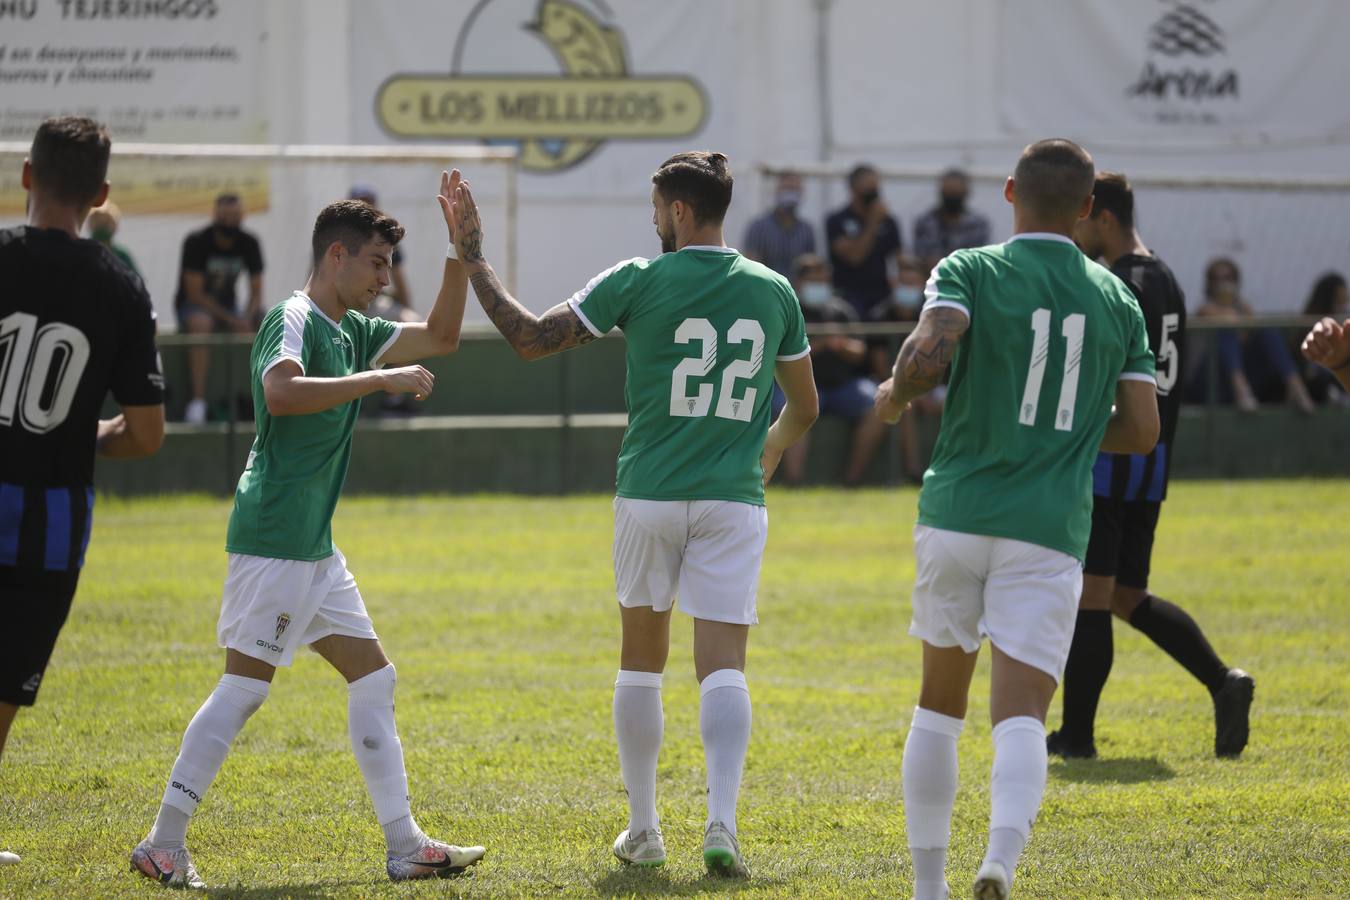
997,0,1350,143
0,0,269,214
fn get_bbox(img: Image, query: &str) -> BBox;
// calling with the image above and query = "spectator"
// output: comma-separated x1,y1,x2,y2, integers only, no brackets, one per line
174,193,265,424
741,171,816,278
774,254,887,485
826,164,903,317
1189,257,1313,414
912,168,991,271
868,255,945,481
1298,272,1349,405
85,200,139,275
349,183,418,323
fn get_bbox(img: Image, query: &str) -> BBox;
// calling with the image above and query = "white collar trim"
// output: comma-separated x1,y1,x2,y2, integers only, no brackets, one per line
1008,232,1077,247
293,290,343,330
680,245,738,254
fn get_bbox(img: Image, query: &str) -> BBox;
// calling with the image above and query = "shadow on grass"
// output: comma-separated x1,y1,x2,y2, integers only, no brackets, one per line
593,867,780,897
203,877,446,898
1050,755,1176,784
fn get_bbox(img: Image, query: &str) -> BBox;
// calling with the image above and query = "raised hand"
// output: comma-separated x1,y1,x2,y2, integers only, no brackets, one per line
450,182,486,263
436,169,464,243
380,365,435,401
1302,317,1350,372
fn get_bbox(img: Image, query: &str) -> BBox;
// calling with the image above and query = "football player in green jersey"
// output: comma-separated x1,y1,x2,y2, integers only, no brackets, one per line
133,171,486,889
874,140,1160,900
447,152,818,877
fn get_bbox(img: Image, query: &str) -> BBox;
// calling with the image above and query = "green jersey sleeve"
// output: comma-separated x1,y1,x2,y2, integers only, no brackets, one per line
1119,291,1157,382
568,258,647,335
778,285,810,360
925,251,977,318
257,298,314,380
354,313,402,370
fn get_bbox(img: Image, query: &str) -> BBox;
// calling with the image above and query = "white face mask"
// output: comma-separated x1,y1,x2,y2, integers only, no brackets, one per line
799,281,832,307
893,285,923,310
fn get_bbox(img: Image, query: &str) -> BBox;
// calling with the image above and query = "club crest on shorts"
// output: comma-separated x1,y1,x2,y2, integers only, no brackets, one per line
275,613,291,641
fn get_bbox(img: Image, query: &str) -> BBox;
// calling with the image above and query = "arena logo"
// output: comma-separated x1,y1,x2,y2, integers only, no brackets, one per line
1127,0,1239,113
375,0,708,173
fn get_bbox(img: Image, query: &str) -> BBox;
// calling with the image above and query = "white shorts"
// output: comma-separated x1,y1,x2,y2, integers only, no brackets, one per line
217,547,377,667
910,525,1082,680
613,497,768,625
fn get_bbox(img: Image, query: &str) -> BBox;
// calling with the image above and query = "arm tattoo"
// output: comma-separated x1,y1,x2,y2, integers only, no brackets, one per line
891,306,968,405
468,264,597,360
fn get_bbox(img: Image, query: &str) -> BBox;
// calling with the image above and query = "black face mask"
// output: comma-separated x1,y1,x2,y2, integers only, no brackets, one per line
214,224,242,240
941,194,966,215
858,189,880,206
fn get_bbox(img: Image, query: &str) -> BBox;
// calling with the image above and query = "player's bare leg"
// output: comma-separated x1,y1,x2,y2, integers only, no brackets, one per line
0,703,19,864
1109,585,1254,758
183,309,215,424
842,412,887,486
975,645,1058,899
311,634,483,880
1050,573,1114,758
612,605,672,866
905,643,978,900
692,618,751,876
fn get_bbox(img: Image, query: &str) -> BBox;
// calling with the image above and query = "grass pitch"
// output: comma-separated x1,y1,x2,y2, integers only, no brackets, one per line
2,481,1347,898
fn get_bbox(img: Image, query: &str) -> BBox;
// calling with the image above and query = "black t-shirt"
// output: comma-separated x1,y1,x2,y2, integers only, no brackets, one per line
803,297,866,390
1096,252,1186,501
173,224,264,312
825,205,902,314
0,226,164,569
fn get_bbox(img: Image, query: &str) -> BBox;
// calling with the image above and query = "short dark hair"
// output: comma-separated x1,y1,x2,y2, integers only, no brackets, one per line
848,164,878,189
1012,139,1095,221
651,151,733,226
1090,172,1134,229
215,192,241,206
311,200,405,265
940,168,969,184
29,116,111,208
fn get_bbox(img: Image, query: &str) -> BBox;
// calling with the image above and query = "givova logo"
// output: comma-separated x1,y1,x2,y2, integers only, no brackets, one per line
376,0,708,172
1128,0,1239,116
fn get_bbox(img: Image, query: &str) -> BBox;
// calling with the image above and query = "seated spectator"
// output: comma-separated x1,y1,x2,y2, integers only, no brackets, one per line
868,255,945,481
911,168,991,271
85,200,139,275
349,183,418,323
826,164,903,317
741,171,815,278
1189,256,1313,413
774,254,887,485
1298,272,1349,405
175,193,265,424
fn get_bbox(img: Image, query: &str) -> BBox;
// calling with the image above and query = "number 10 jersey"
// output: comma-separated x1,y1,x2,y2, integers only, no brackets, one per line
569,246,809,506
917,234,1155,561
0,226,164,570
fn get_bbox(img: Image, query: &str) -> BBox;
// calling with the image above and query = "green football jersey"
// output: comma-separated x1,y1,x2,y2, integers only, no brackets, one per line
571,246,810,505
225,292,401,561
917,234,1156,560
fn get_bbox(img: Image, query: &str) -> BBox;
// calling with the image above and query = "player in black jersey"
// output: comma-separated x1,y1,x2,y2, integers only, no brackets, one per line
0,118,165,863
1050,172,1254,760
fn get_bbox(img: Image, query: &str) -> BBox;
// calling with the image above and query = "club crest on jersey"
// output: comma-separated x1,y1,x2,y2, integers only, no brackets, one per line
275,613,291,641
687,399,697,414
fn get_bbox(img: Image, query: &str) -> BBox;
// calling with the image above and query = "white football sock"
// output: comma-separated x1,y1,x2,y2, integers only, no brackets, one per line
700,668,751,836
903,706,965,900
613,670,663,835
984,715,1048,882
152,674,269,848
347,664,426,856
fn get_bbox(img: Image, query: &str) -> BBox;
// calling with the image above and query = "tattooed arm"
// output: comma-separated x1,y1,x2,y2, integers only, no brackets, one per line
450,181,599,361
874,305,969,424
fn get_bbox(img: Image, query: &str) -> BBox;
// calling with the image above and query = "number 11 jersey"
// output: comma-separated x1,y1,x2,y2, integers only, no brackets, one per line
570,246,809,506
917,233,1155,561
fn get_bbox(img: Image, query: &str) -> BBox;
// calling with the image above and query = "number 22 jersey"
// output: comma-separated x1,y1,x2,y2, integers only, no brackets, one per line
0,226,164,570
569,246,809,506
917,234,1155,561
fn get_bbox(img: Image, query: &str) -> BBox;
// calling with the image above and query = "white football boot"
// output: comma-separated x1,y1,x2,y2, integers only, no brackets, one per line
130,839,206,889
612,827,666,867
702,821,749,878
386,838,485,881
973,859,1011,900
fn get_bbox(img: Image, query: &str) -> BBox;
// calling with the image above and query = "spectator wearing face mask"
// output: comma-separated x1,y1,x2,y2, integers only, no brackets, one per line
85,200,139,276
912,168,991,273
773,254,888,486
868,255,945,481
742,171,816,278
1189,256,1313,414
826,164,903,317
